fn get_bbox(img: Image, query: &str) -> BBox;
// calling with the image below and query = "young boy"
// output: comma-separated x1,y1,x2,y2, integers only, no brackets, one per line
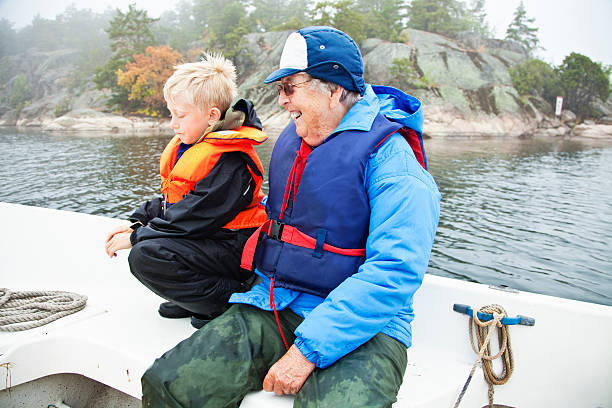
104,54,268,328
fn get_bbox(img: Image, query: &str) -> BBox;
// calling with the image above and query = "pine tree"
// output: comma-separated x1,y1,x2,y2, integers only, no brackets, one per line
557,53,611,121
407,0,471,37
505,1,539,55
310,1,366,45
93,4,158,111
0,18,17,58
192,0,254,59
106,4,157,60
468,0,491,37
356,0,408,42
154,1,202,53
249,0,310,32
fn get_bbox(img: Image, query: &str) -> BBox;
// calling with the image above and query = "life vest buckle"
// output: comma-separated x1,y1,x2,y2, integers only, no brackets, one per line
268,219,285,241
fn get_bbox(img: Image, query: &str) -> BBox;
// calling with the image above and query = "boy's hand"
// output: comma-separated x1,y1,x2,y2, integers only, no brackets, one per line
105,223,132,242
105,223,134,258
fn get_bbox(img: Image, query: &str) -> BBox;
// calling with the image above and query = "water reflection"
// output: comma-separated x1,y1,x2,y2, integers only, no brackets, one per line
1,128,611,307
425,136,612,306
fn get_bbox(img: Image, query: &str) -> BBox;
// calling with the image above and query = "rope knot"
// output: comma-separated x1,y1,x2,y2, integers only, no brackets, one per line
493,312,504,327
454,304,514,408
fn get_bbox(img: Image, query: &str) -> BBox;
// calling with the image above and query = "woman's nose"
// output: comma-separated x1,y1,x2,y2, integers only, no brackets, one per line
278,91,289,106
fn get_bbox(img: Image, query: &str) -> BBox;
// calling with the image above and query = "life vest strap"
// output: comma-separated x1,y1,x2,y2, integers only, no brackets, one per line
240,219,366,271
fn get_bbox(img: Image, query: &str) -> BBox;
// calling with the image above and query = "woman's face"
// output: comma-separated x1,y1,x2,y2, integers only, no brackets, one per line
277,74,338,147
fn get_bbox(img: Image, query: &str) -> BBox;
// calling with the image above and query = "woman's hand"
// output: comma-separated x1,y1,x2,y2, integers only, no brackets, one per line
263,344,315,395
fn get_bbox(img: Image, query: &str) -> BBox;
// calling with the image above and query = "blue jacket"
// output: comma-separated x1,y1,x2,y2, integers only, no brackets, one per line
230,84,441,368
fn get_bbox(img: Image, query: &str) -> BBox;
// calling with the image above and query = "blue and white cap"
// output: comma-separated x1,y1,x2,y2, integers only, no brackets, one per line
264,26,366,95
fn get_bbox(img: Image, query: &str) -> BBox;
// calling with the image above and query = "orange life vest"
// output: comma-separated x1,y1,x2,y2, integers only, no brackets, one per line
160,126,268,230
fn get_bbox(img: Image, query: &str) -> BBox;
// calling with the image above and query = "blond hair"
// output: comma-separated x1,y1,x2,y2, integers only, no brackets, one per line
163,53,237,113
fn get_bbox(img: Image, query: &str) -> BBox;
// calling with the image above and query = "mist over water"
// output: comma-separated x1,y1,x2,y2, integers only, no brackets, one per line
2,128,611,306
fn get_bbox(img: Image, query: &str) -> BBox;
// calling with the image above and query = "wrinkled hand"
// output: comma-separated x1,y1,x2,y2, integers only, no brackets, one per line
105,223,134,258
263,344,315,396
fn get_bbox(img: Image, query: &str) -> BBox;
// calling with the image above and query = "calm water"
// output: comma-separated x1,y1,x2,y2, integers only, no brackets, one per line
1,127,611,306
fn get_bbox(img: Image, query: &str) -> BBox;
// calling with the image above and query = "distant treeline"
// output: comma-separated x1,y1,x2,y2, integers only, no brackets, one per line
0,0,497,59
1,0,609,120
0,0,497,116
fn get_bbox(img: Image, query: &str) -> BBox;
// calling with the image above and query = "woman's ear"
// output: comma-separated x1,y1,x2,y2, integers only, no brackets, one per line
208,107,222,126
329,86,345,110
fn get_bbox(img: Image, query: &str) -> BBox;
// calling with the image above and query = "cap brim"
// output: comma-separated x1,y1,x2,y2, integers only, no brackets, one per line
264,67,303,83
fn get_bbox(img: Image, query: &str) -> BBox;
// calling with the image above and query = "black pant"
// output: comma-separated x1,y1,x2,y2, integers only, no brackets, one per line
128,228,255,316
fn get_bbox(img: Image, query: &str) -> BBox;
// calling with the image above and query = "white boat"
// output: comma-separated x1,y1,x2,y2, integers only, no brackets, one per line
1,202,611,407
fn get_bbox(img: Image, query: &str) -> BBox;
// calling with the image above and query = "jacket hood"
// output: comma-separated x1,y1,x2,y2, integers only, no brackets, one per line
371,85,424,136
195,99,265,145
230,99,263,130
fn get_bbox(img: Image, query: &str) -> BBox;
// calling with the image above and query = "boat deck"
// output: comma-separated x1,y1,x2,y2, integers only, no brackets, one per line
1,203,611,407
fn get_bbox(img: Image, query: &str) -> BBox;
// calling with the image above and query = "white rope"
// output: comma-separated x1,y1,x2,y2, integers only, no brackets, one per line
0,288,87,332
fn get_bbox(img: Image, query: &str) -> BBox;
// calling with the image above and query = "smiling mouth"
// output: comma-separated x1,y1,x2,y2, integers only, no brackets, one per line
290,112,302,120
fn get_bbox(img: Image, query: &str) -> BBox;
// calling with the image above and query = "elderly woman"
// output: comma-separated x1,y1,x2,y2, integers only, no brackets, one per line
142,26,441,407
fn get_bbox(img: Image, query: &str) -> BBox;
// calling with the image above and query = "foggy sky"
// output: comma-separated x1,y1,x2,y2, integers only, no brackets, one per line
0,0,610,67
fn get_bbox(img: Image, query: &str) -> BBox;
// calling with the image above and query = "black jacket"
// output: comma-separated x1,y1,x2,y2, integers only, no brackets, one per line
129,99,264,244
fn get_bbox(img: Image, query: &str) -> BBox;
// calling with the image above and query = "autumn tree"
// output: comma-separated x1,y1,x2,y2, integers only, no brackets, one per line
505,1,539,56
116,45,183,117
556,53,611,121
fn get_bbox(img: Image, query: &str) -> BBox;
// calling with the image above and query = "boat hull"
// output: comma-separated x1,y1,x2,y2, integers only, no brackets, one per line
1,203,611,407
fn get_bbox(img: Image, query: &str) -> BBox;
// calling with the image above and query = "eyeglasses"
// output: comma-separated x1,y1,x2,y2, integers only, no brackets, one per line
276,79,312,96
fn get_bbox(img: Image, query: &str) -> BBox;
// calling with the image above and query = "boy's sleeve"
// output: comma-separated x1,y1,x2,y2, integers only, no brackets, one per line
131,152,255,243
129,197,163,225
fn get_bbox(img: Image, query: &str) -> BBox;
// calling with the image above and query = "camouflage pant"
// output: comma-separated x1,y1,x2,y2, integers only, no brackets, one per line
142,304,407,408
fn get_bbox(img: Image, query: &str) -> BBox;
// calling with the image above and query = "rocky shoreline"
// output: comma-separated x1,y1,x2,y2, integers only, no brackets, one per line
2,30,611,140
3,105,611,140
40,109,172,134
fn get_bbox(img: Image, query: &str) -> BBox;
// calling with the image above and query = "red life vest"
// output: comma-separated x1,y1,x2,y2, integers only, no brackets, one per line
160,126,268,229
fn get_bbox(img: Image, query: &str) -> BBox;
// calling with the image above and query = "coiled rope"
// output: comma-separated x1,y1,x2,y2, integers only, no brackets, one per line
0,288,87,332
453,304,514,408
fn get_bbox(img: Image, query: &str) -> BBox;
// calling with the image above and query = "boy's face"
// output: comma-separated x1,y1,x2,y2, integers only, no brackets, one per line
167,95,210,145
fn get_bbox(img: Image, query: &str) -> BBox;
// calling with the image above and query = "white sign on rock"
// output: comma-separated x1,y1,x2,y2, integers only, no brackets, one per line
555,96,564,117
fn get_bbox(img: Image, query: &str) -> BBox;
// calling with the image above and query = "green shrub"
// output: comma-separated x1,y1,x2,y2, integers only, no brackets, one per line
509,59,560,105
9,74,31,113
390,57,432,90
54,98,72,117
